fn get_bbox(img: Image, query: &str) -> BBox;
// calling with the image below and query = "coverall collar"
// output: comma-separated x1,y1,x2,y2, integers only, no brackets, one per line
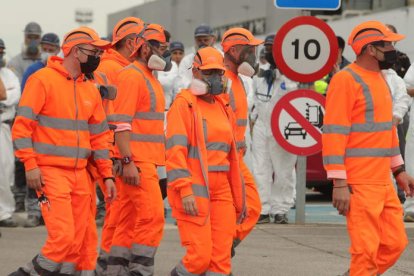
47,56,87,81
103,48,130,67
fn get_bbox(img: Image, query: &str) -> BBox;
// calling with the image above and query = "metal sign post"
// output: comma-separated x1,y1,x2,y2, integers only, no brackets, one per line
296,155,307,224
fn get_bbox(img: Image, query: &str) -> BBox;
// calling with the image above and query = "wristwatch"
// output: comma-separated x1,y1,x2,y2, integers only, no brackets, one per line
121,156,132,165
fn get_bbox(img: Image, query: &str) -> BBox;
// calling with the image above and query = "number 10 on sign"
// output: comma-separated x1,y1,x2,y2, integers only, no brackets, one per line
274,16,338,83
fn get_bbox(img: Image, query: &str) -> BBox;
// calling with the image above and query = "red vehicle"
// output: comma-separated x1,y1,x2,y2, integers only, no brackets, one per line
306,152,332,195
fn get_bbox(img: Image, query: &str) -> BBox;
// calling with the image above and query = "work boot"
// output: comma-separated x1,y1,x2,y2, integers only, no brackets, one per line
404,212,414,222
337,270,349,276
273,214,288,224
170,268,179,276
8,267,29,276
14,202,25,213
23,215,43,228
0,217,18,227
256,214,270,224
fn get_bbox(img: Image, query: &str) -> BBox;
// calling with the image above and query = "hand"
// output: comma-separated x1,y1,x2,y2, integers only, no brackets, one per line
26,168,43,191
112,158,123,177
396,171,414,197
122,162,140,186
182,194,198,216
392,115,401,126
332,63,340,74
332,179,350,216
104,178,117,203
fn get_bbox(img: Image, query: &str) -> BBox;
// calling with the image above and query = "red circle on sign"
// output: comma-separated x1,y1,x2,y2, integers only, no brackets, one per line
273,16,338,83
271,89,326,156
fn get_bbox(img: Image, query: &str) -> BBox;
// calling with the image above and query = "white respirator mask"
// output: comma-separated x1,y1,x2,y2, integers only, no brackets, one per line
190,78,209,95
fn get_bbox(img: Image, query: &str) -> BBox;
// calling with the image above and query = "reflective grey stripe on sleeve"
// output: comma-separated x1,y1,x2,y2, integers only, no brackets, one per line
346,147,400,157
208,165,230,172
16,106,37,120
131,134,165,143
167,168,191,183
237,119,248,127
350,121,392,132
323,155,344,165
206,142,231,153
134,112,164,120
166,135,188,149
38,115,89,131
175,261,199,276
14,138,33,150
344,68,374,122
192,184,209,198
34,142,91,159
107,114,133,123
60,262,76,275
94,149,110,160
36,254,60,272
89,120,109,135
323,124,350,135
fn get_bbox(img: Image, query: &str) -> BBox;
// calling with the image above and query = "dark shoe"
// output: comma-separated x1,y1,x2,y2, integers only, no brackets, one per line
23,215,43,228
273,214,288,224
0,217,18,227
170,268,179,276
337,269,349,276
404,212,414,222
256,214,270,224
8,267,29,276
14,202,25,213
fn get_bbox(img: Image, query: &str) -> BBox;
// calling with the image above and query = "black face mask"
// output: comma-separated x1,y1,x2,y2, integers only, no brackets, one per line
376,48,397,70
264,51,276,69
26,40,40,57
79,55,100,74
204,74,224,95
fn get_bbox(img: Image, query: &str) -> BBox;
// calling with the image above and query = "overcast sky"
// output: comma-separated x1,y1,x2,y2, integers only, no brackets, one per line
0,0,145,58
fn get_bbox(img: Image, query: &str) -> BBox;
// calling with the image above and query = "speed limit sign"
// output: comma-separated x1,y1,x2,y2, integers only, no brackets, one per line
273,16,338,82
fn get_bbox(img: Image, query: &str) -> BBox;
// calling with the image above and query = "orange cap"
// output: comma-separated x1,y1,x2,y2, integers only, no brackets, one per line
130,23,168,57
62,26,110,56
221,27,264,53
111,17,145,46
193,46,226,71
348,21,405,55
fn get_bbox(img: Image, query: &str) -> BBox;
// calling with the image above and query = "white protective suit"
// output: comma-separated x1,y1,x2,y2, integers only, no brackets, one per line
403,65,414,215
251,68,298,216
0,67,20,221
157,61,179,110
7,52,40,82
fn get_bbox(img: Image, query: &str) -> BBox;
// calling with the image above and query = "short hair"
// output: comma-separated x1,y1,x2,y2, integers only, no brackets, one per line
337,36,345,50
386,24,397,33
114,33,136,51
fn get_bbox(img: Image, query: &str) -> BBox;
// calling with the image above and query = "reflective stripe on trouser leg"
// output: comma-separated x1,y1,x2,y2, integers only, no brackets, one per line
106,245,131,276
129,244,157,276
128,162,165,275
206,271,228,276
235,159,261,241
74,270,95,276
347,184,408,275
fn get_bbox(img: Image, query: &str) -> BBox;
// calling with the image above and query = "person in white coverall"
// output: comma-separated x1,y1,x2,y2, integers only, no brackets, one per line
251,35,298,224
0,39,21,228
403,64,414,222
175,25,216,91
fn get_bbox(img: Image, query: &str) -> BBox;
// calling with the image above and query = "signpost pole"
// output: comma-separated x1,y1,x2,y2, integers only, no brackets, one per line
295,155,307,224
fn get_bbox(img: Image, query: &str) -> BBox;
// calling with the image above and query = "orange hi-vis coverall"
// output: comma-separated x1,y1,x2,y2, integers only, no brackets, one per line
78,71,117,275
95,48,131,273
166,89,246,275
322,63,408,276
225,70,261,246
107,61,165,276
12,56,113,276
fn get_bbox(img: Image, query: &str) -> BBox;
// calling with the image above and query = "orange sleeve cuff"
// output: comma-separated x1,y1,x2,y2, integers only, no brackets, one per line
391,155,404,169
180,185,193,198
24,158,38,171
327,170,347,180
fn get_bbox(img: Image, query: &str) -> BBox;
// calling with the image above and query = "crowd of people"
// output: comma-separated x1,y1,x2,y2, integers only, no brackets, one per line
0,16,413,276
